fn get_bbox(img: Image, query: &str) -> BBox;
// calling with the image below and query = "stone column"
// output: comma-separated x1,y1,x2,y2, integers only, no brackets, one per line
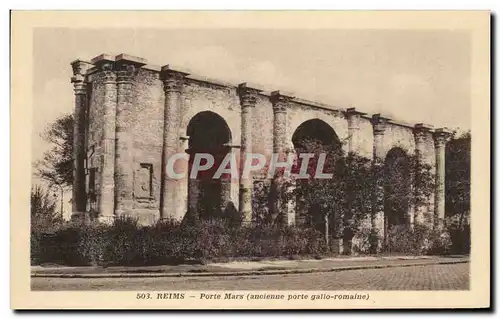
433,128,452,229
98,60,118,221
371,114,389,249
414,124,434,225
270,91,294,225
160,66,189,220
70,60,92,216
114,63,136,216
237,83,261,224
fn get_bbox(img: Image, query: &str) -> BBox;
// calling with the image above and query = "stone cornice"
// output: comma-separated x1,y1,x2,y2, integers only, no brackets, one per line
344,108,366,129
160,64,192,76
115,53,148,66
414,123,434,131
141,64,162,72
290,97,344,116
90,53,116,65
187,74,236,89
345,107,367,115
89,53,147,74
77,52,461,131
371,114,391,135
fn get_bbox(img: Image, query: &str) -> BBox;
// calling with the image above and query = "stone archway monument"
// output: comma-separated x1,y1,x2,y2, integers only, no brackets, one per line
71,53,452,235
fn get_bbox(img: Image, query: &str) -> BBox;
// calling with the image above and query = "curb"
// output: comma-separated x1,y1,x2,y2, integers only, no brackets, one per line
31,259,469,279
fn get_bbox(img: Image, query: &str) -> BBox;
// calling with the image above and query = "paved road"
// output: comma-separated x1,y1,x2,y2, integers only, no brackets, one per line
32,263,469,291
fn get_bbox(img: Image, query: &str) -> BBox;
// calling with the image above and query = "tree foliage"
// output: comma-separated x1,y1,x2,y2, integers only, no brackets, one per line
251,136,437,254
31,185,63,232
291,139,347,238
445,131,471,224
383,152,436,226
35,113,74,188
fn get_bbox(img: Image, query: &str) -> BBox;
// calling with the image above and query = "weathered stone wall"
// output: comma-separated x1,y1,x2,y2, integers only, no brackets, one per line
75,53,450,238
355,116,375,159
287,101,348,152
129,67,164,224
382,123,417,157
252,94,274,179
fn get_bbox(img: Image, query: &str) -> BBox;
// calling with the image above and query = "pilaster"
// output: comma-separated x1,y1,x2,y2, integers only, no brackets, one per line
270,91,295,226
114,55,146,216
237,83,261,224
91,55,118,220
160,66,189,220
433,128,452,229
371,113,390,250
270,91,292,156
345,108,366,155
413,123,434,226
343,108,367,253
70,59,93,216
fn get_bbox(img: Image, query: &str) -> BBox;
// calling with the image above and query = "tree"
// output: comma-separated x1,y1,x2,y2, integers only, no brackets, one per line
252,137,438,254
382,152,436,253
445,131,471,228
35,114,74,188
281,138,351,251
382,151,436,227
344,153,374,234
31,185,62,232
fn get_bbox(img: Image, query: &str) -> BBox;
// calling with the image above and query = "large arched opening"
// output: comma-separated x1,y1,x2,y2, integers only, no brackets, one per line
186,111,232,220
292,119,341,150
383,147,411,244
291,119,343,241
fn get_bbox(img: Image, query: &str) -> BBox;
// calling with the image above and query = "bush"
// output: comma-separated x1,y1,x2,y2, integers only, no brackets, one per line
32,215,467,266
77,223,109,266
350,223,455,256
31,217,332,266
382,223,452,255
30,231,44,265
143,218,184,265
102,217,144,265
384,224,419,254
445,217,470,254
351,227,372,254
425,229,452,255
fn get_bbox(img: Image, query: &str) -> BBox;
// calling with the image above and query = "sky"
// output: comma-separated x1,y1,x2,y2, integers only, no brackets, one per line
32,28,471,217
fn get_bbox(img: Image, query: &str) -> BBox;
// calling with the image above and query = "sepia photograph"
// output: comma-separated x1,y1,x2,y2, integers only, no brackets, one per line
10,10,490,309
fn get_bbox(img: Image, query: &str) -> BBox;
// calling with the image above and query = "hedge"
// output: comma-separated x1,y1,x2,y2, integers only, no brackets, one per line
31,216,470,266
31,217,328,266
